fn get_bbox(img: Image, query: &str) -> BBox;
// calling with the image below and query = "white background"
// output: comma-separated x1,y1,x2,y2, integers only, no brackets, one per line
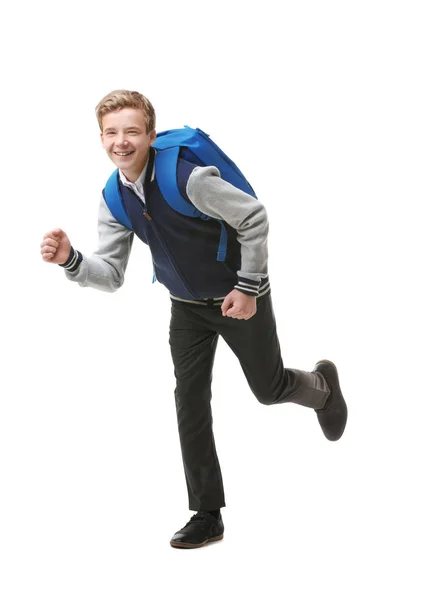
1,0,422,598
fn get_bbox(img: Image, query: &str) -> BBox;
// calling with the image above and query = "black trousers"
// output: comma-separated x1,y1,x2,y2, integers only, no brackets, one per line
169,293,330,511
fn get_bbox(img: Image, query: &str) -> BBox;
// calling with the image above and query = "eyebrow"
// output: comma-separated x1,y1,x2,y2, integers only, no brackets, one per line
103,126,142,133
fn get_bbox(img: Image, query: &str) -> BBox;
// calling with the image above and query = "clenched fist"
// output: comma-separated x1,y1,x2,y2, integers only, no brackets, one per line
40,228,71,264
221,289,257,320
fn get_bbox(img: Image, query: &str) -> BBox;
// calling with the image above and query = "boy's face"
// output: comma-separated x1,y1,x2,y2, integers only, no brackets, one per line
101,107,156,182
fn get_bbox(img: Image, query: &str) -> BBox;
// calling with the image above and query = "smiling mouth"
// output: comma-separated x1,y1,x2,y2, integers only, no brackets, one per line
114,151,135,156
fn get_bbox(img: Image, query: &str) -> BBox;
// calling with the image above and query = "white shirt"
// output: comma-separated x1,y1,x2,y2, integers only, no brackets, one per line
118,157,156,204
118,166,147,203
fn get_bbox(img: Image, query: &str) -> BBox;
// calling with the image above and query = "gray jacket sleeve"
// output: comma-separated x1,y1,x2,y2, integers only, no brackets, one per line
186,166,269,285
61,195,134,293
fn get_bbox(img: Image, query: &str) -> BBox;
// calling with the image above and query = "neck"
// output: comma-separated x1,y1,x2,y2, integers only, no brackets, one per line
122,169,142,183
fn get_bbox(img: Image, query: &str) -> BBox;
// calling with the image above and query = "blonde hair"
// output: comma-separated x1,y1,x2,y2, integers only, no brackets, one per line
95,89,156,133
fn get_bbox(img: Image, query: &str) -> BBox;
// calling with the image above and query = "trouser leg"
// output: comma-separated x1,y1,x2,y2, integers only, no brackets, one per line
169,302,225,511
217,294,330,409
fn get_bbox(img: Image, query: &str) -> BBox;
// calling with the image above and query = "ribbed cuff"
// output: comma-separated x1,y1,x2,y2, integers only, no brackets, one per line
234,276,261,297
58,246,83,272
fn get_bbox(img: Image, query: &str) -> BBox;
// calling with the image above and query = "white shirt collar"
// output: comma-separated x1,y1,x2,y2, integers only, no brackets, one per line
118,161,148,195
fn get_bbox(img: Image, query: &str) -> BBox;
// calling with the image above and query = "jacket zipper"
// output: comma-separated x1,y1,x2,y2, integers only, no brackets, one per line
148,219,197,298
132,191,196,298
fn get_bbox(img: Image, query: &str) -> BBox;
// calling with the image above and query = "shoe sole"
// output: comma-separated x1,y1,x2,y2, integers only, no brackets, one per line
170,534,224,549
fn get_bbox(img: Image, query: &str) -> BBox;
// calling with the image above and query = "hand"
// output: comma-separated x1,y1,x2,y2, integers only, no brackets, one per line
40,228,72,264
221,289,257,320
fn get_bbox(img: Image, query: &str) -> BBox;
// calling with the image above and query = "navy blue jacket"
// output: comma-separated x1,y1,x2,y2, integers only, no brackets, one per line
118,157,242,300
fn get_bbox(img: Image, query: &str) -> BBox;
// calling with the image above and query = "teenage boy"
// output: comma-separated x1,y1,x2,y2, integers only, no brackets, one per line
40,89,348,549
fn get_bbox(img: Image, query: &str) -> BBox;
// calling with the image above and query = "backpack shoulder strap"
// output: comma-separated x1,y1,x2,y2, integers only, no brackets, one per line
155,147,228,262
155,147,205,218
103,169,133,230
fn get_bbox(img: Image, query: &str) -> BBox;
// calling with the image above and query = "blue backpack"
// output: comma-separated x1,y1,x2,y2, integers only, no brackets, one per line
103,126,257,262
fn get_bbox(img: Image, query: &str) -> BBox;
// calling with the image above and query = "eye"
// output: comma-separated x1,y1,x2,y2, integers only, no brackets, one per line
106,132,115,136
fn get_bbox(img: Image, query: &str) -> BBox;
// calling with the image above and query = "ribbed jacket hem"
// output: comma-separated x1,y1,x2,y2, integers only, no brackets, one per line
170,277,270,306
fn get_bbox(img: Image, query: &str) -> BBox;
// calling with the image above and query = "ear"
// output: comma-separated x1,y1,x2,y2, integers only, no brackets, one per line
149,129,157,145
100,132,105,149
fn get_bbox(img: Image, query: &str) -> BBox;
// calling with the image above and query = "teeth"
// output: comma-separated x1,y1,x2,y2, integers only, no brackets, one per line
115,152,133,156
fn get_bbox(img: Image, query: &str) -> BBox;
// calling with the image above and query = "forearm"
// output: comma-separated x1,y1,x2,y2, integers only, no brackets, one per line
61,245,133,293
60,196,134,293
233,202,269,295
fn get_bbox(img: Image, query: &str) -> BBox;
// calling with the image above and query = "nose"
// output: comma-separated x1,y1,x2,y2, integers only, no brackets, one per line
115,133,129,146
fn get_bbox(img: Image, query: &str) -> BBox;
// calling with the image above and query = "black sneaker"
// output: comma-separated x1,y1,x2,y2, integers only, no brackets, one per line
170,511,224,549
314,359,348,441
